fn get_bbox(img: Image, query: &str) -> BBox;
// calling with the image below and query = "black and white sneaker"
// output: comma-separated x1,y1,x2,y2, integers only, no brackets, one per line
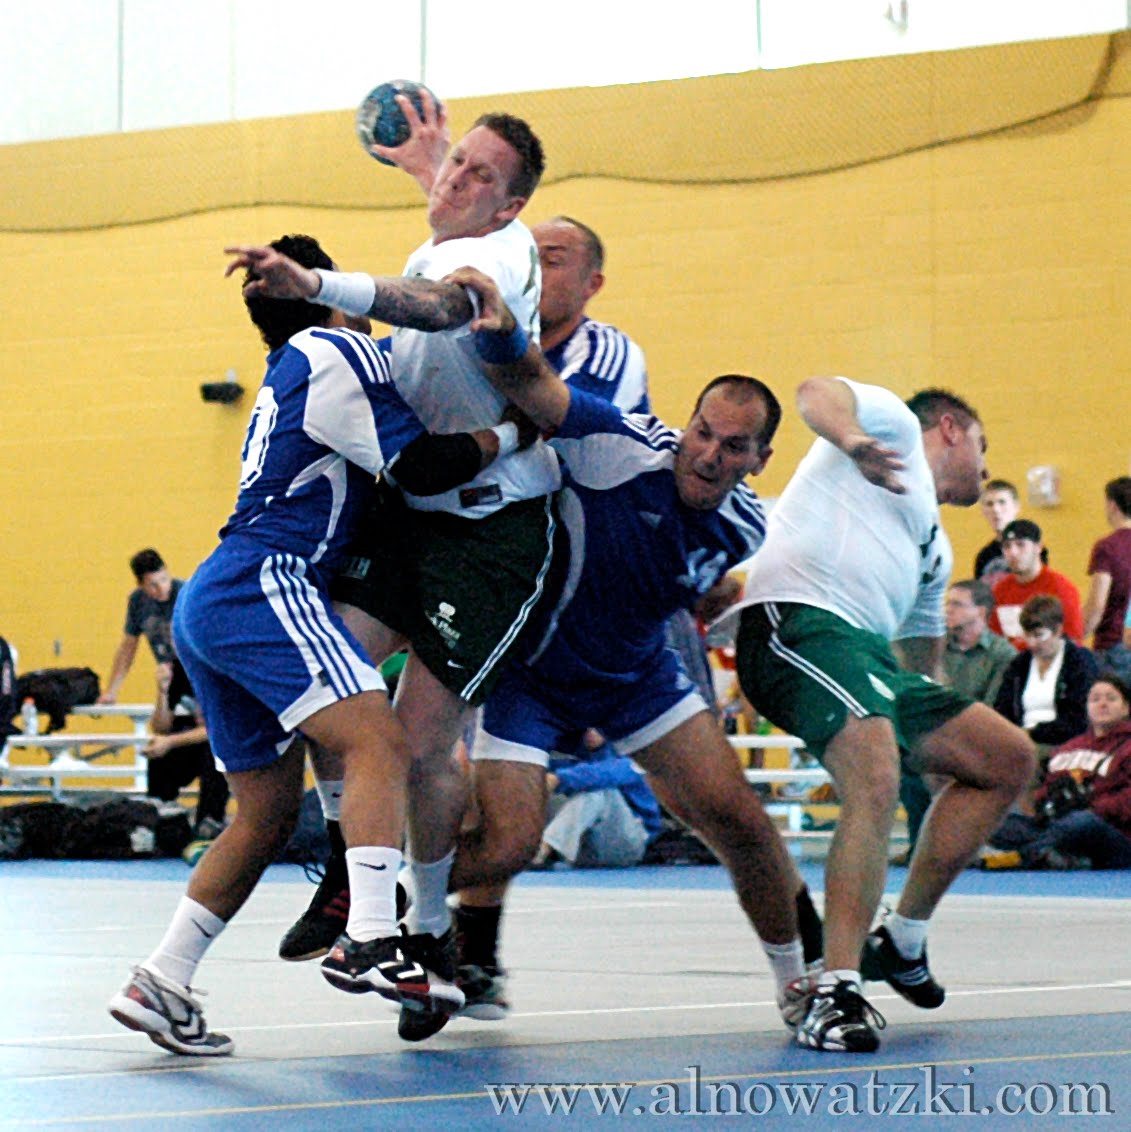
280,877,410,962
861,925,945,1009
778,973,819,1033
795,980,886,1053
108,965,233,1057
396,927,462,1042
322,929,464,1014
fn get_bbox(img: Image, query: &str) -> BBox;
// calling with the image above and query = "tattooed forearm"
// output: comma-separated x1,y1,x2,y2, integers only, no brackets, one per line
368,277,474,330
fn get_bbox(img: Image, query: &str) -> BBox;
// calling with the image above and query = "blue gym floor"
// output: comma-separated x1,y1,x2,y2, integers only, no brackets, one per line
1,860,1128,1129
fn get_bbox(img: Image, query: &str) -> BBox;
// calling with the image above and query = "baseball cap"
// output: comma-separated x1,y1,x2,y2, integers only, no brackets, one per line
1001,519,1042,543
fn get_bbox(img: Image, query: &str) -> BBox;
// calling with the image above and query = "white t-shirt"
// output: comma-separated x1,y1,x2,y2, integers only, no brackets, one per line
391,219,561,517
726,378,951,642
1021,645,1065,730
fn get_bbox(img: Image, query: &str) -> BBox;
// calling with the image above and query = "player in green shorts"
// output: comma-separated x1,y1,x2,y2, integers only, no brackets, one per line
718,378,1035,1053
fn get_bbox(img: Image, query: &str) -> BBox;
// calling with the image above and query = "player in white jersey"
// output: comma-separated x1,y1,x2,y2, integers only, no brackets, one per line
224,114,560,1020
108,235,524,1056
719,378,1035,1053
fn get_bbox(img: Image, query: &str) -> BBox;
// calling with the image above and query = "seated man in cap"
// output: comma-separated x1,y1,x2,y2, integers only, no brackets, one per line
990,519,1084,649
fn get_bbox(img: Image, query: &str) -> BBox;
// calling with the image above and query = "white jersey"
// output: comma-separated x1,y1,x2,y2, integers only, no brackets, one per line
730,378,951,642
391,218,561,517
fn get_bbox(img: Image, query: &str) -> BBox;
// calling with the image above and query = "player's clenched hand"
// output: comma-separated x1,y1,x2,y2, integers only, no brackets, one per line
224,245,321,300
846,434,906,494
442,266,516,333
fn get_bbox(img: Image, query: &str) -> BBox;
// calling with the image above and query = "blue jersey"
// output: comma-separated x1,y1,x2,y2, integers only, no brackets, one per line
220,330,422,573
527,390,766,689
547,317,650,415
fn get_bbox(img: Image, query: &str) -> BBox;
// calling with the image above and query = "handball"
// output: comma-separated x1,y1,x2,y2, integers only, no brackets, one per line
355,79,441,165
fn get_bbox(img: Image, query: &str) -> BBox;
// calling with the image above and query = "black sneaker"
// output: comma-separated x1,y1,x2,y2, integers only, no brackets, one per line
396,927,461,1042
279,877,409,962
279,872,350,962
860,925,946,1009
322,929,464,1013
458,963,510,1020
795,980,886,1053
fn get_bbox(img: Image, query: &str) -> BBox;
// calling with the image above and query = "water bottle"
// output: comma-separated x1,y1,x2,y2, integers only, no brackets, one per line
20,697,38,736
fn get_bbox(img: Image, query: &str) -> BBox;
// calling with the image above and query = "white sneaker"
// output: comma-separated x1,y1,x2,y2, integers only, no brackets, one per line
108,965,233,1056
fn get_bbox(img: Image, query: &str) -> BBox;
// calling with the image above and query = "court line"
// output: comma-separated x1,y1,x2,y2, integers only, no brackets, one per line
3,979,1130,1063
2,1045,1130,1127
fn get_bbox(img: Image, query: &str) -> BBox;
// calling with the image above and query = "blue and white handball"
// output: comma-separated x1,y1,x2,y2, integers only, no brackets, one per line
355,79,441,165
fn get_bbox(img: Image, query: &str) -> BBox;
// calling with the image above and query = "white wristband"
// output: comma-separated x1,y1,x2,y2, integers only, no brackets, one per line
490,421,520,458
311,269,377,316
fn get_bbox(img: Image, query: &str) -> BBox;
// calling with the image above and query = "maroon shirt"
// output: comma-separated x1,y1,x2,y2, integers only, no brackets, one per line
1087,528,1131,650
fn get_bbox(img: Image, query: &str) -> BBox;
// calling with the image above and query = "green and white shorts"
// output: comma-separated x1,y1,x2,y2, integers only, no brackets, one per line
735,602,972,765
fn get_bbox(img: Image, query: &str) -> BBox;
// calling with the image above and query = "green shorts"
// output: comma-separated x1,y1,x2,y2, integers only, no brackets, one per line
735,602,972,765
331,490,563,707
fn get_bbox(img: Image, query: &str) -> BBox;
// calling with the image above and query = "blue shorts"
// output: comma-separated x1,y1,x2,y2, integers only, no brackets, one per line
173,537,384,774
475,645,708,768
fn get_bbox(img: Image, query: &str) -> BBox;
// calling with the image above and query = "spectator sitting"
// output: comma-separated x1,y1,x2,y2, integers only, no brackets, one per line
990,519,1084,648
985,675,1131,870
533,729,664,869
944,579,1018,704
974,479,1021,586
145,659,229,840
98,548,184,704
894,579,1019,866
1081,477,1131,682
994,595,1099,767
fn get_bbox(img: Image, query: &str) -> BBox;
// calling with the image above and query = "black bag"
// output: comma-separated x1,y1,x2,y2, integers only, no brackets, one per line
640,818,719,866
0,796,192,859
0,802,83,859
1041,775,1092,822
15,667,101,732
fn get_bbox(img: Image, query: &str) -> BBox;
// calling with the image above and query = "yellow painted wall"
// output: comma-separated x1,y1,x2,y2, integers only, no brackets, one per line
2,34,1128,699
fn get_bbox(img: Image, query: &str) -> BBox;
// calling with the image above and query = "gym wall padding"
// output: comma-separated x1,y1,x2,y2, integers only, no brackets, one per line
2,32,1128,687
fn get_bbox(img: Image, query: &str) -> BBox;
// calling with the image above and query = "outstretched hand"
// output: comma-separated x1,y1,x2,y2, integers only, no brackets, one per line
370,89,449,192
442,266,516,334
223,245,321,300
845,434,906,494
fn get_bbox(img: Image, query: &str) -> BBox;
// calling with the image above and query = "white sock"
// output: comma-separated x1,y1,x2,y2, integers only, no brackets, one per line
885,911,929,959
762,938,805,994
315,777,344,822
345,846,402,942
819,968,860,992
144,896,226,988
408,850,456,937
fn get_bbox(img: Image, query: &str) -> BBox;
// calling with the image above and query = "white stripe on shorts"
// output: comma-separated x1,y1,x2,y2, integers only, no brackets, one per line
460,495,559,702
261,554,364,700
764,601,871,719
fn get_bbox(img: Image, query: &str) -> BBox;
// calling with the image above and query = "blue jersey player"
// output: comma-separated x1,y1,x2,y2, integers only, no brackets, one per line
108,235,528,1057
422,265,814,1039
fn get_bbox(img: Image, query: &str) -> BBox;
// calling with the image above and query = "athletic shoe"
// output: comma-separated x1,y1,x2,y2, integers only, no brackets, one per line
279,877,409,962
795,980,886,1053
279,868,350,962
323,928,464,1014
860,925,945,1009
395,928,462,1043
458,963,511,1020
777,973,819,1033
108,965,233,1057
